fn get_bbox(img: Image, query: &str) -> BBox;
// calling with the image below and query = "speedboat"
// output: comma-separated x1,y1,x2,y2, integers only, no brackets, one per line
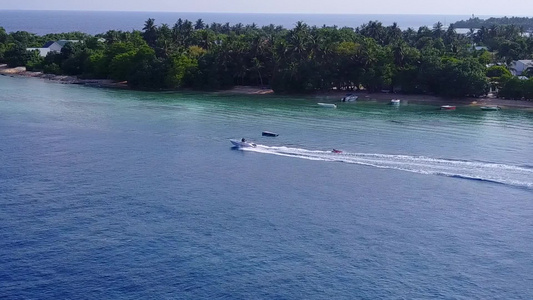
341,94,358,102
441,105,456,110
317,103,337,108
481,105,500,111
230,139,256,148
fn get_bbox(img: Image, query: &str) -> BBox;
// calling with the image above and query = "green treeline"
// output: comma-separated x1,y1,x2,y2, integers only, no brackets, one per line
453,17,533,31
1,19,533,98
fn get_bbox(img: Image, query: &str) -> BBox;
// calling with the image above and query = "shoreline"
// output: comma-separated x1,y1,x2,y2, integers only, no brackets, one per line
0,65,129,89
2,65,533,110
219,85,533,110
313,90,533,110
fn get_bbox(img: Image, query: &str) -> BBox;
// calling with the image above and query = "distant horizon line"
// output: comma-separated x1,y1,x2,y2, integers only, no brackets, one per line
0,9,513,18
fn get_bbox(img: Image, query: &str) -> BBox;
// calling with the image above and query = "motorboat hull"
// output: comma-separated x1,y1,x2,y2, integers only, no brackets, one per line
317,103,337,108
481,106,500,111
341,94,358,102
390,99,400,105
230,139,256,148
262,131,279,137
441,105,456,110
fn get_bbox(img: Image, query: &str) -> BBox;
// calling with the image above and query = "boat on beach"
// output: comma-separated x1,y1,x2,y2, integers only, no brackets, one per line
230,139,256,148
441,105,456,110
481,105,501,111
317,103,337,108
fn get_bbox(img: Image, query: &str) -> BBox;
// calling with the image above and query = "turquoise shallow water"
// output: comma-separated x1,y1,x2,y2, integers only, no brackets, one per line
1,77,532,299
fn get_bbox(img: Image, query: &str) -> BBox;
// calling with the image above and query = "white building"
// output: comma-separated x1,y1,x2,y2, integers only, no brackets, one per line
26,40,80,57
25,47,53,57
509,60,533,76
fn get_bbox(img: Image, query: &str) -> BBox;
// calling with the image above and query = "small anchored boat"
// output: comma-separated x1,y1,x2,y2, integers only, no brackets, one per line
262,131,279,137
441,105,456,110
317,103,337,108
341,94,358,102
390,99,400,105
481,105,500,111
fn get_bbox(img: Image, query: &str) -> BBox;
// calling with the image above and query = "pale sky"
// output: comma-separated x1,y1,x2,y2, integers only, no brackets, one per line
1,0,532,16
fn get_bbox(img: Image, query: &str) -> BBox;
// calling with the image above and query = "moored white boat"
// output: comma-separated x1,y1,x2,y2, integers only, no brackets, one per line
481,105,500,111
341,94,358,102
390,99,400,105
230,139,256,148
441,105,456,110
317,103,337,108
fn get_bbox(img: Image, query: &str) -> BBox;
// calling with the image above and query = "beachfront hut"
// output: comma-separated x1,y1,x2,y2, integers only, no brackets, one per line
26,40,80,57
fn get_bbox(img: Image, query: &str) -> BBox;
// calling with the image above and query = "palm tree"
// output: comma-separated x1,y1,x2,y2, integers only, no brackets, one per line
288,21,311,60
196,30,215,50
403,27,416,46
474,26,488,44
467,28,475,48
417,26,432,39
489,24,499,38
156,24,172,57
432,22,444,39
386,22,402,44
194,19,205,30
172,22,181,46
392,42,406,67
360,21,385,45
233,23,244,35
142,18,157,47
104,30,120,44
244,23,258,34
222,23,230,34
181,20,194,47
251,57,264,86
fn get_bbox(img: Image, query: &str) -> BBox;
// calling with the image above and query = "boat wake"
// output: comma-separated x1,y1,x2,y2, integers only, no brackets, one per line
240,144,533,189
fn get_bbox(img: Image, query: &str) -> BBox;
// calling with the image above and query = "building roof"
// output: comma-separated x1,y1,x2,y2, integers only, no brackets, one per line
516,60,533,65
56,40,79,47
42,41,56,48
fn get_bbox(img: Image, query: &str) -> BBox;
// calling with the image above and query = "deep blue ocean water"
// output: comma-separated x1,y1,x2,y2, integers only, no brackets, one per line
0,10,491,35
1,76,533,299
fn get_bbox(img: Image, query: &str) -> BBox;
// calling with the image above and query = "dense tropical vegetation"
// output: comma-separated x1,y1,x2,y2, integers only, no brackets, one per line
1,18,533,99
453,17,533,31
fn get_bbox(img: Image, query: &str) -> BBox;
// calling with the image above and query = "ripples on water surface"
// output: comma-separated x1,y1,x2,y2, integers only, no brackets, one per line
0,77,532,299
243,146,533,189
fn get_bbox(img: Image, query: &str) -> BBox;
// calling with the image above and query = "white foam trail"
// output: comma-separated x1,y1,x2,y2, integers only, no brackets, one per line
241,145,533,189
